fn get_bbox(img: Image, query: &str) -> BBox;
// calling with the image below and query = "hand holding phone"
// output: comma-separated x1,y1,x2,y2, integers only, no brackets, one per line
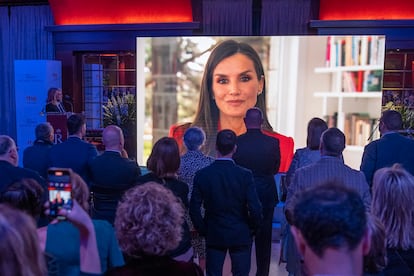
47,168,73,219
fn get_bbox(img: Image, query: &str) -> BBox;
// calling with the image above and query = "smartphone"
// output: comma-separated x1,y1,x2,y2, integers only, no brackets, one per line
47,168,73,219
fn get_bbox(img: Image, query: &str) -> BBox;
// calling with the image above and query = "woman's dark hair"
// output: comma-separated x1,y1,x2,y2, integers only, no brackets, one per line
192,40,273,155
67,113,85,135
0,178,44,219
147,137,181,177
307,117,328,150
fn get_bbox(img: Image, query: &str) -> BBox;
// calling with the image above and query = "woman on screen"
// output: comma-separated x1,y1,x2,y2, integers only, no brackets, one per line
169,39,294,172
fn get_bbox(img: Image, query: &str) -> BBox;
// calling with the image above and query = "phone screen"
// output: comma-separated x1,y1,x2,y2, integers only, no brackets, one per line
48,168,73,219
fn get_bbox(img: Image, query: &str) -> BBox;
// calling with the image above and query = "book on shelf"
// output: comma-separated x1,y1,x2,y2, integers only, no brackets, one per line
326,36,385,68
343,113,379,146
342,70,382,92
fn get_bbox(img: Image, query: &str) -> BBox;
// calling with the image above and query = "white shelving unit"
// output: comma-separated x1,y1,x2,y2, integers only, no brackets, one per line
313,48,383,169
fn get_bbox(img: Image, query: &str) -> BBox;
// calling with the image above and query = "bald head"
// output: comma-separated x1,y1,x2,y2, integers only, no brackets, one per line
102,125,124,151
244,107,264,129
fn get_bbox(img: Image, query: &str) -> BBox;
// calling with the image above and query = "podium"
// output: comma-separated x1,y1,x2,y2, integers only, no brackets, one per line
47,113,69,144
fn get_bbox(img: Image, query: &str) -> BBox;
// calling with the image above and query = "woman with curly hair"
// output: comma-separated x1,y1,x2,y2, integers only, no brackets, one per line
107,182,203,275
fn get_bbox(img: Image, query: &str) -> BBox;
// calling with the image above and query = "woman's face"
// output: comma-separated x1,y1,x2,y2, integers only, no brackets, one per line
54,90,63,102
212,53,264,120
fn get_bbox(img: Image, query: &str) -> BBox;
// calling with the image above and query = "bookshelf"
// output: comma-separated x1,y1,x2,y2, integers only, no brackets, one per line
313,35,386,155
382,50,414,111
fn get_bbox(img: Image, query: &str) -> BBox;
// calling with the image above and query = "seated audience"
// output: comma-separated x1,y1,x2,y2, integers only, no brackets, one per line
106,182,203,276
38,171,124,274
177,126,214,271
136,137,192,261
371,164,414,275
90,125,141,225
290,182,371,276
23,122,54,178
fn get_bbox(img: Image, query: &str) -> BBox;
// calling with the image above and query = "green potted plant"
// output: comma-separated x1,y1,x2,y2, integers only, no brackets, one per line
382,101,414,130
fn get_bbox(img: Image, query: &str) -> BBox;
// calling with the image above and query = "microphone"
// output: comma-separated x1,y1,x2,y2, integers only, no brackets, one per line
64,95,73,102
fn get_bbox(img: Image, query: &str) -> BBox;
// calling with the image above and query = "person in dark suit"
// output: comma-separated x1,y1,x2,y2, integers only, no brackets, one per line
23,122,54,179
49,113,98,185
0,135,47,194
0,135,49,227
190,129,262,276
232,107,280,276
360,110,414,187
89,125,141,225
285,128,371,223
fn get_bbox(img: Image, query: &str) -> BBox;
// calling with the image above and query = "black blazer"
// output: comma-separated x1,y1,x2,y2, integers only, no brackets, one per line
233,129,281,208
89,151,141,224
49,136,98,185
361,132,414,186
190,159,262,248
23,139,53,179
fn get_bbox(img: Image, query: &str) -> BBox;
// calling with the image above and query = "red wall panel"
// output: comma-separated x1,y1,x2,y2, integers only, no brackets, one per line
320,0,414,20
48,0,193,25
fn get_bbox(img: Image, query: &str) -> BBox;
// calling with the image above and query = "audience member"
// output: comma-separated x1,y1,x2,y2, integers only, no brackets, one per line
285,117,328,190
136,137,192,261
0,178,44,219
169,39,294,172
23,122,54,178
361,110,414,187
0,197,102,275
107,182,203,276
89,125,141,225
371,164,414,275
233,107,280,276
45,87,66,113
177,126,214,271
282,117,328,275
0,135,47,197
39,171,124,274
190,129,262,276
285,127,371,224
49,113,98,185
290,182,371,276
364,214,387,275
0,204,47,276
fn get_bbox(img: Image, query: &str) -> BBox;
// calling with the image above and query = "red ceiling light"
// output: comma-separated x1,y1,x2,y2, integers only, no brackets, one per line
319,0,414,20
48,0,193,25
